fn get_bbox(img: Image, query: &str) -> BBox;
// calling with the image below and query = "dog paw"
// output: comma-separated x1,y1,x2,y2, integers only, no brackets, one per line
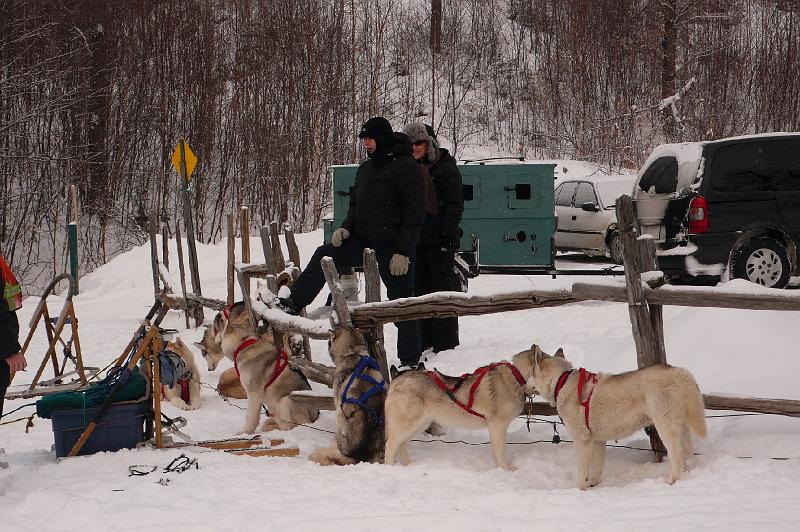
500,463,518,472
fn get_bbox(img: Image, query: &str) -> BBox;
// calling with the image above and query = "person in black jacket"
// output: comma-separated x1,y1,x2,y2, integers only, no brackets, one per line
278,117,425,368
402,123,464,354
1,253,25,417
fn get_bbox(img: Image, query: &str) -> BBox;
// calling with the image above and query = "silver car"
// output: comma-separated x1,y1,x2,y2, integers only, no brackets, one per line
554,176,635,264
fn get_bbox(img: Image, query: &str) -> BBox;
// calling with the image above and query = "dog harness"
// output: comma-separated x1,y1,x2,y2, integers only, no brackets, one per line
427,362,527,419
232,338,289,388
158,348,193,403
552,368,598,429
341,355,386,425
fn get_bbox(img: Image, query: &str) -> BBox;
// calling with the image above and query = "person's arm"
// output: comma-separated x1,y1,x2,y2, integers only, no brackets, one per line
0,265,23,366
394,158,425,255
341,167,362,233
437,160,464,245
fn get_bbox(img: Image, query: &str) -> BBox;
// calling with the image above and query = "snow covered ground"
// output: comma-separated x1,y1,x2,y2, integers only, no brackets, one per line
2,230,800,531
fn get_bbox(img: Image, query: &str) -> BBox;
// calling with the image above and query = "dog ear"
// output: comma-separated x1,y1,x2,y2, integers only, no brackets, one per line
531,344,543,366
555,347,565,359
174,337,185,347
390,365,400,380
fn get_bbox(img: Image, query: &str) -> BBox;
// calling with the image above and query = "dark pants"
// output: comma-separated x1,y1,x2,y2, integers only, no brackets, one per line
290,236,422,366
0,359,9,417
415,243,460,353
0,310,20,417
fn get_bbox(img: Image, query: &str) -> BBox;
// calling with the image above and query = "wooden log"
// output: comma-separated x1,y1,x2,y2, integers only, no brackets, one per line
702,394,800,417
158,292,227,312
238,263,274,276
321,257,351,326
616,195,660,369
149,208,160,296
235,267,259,332
269,221,286,272
287,358,335,387
260,226,277,275
174,222,191,328
228,447,299,457
251,299,331,340
637,237,666,364
291,267,313,360
227,213,235,306
241,206,250,264
289,391,335,410
161,224,170,270
284,224,302,268
362,248,388,382
350,289,579,328
571,282,800,311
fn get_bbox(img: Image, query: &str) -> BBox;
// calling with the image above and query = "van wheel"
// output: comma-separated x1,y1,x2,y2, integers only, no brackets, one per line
730,236,790,288
608,231,624,265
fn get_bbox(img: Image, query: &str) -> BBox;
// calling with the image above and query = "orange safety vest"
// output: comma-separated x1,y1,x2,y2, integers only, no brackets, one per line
0,254,22,311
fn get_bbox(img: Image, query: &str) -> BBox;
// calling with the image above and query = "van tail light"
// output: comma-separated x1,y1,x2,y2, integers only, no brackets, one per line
688,195,710,234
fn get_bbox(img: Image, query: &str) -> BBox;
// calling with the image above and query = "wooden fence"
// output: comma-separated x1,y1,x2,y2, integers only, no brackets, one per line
151,201,800,459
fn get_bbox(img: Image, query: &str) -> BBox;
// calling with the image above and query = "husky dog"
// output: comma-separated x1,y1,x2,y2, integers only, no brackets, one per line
384,351,535,470
310,326,386,466
161,337,202,410
523,344,707,488
207,307,319,434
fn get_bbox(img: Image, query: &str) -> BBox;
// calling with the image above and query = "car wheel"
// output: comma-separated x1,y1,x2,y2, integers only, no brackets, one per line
730,236,790,288
608,231,624,265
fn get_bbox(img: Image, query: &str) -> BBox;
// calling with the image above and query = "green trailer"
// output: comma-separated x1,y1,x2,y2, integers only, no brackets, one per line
325,162,557,275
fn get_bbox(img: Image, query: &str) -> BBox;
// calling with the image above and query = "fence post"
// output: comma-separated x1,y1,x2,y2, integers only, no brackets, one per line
68,184,79,295
149,208,160,296
240,206,250,264
261,226,277,275
227,213,235,306
174,222,191,329
363,248,389,382
269,221,286,272
321,257,351,327
617,194,667,461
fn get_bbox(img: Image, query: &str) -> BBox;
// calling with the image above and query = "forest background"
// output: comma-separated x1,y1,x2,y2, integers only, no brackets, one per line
2,0,799,291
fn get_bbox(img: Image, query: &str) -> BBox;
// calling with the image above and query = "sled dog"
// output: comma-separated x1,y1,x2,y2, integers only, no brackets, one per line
310,326,386,466
201,307,319,434
161,337,202,410
384,351,535,470
524,344,707,488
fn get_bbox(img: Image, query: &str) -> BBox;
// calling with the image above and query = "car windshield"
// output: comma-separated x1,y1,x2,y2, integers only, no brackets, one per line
594,178,635,207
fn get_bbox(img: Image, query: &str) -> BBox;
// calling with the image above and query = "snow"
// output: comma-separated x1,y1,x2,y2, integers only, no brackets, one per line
3,230,800,531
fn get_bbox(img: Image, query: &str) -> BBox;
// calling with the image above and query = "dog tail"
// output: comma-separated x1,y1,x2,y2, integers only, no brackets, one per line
687,383,707,439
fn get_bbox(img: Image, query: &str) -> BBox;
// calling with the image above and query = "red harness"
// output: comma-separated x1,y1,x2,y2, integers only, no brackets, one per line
553,367,598,428
161,378,191,403
232,338,289,389
427,362,527,419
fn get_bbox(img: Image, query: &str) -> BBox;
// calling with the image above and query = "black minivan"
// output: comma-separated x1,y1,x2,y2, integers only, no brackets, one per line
632,133,800,288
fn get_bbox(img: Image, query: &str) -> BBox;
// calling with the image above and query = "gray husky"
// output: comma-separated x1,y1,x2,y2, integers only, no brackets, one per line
310,326,386,465
524,344,707,488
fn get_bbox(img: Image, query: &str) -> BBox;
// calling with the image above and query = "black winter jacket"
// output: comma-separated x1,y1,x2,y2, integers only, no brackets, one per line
341,133,425,255
0,266,21,360
418,148,464,247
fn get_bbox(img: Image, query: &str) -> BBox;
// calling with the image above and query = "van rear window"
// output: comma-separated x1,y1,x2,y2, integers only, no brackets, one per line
709,139,800,192
638,157,678,194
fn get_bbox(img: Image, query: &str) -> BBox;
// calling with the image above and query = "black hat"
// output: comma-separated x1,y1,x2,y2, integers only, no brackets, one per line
359,116,393,140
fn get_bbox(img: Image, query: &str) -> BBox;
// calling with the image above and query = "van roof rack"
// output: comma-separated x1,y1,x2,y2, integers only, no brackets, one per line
460,156,525,165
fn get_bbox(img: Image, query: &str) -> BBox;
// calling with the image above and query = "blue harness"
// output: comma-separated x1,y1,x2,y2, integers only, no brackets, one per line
340,356,386,425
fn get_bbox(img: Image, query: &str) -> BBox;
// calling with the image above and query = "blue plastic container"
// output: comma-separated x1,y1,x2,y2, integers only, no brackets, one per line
50,400,151,457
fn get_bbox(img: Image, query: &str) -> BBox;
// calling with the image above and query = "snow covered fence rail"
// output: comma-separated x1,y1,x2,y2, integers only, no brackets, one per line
349,288,581,328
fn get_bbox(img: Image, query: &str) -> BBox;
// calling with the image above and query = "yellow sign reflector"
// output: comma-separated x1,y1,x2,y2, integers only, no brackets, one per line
171,140,198,181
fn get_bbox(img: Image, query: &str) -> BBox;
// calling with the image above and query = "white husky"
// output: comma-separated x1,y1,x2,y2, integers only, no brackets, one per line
525,344,707,488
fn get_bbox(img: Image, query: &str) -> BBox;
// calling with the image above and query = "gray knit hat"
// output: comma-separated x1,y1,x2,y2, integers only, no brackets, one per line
403,122,440,161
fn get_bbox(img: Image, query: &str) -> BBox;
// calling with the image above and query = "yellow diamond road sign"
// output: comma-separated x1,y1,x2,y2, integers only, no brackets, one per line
171,140,197,181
